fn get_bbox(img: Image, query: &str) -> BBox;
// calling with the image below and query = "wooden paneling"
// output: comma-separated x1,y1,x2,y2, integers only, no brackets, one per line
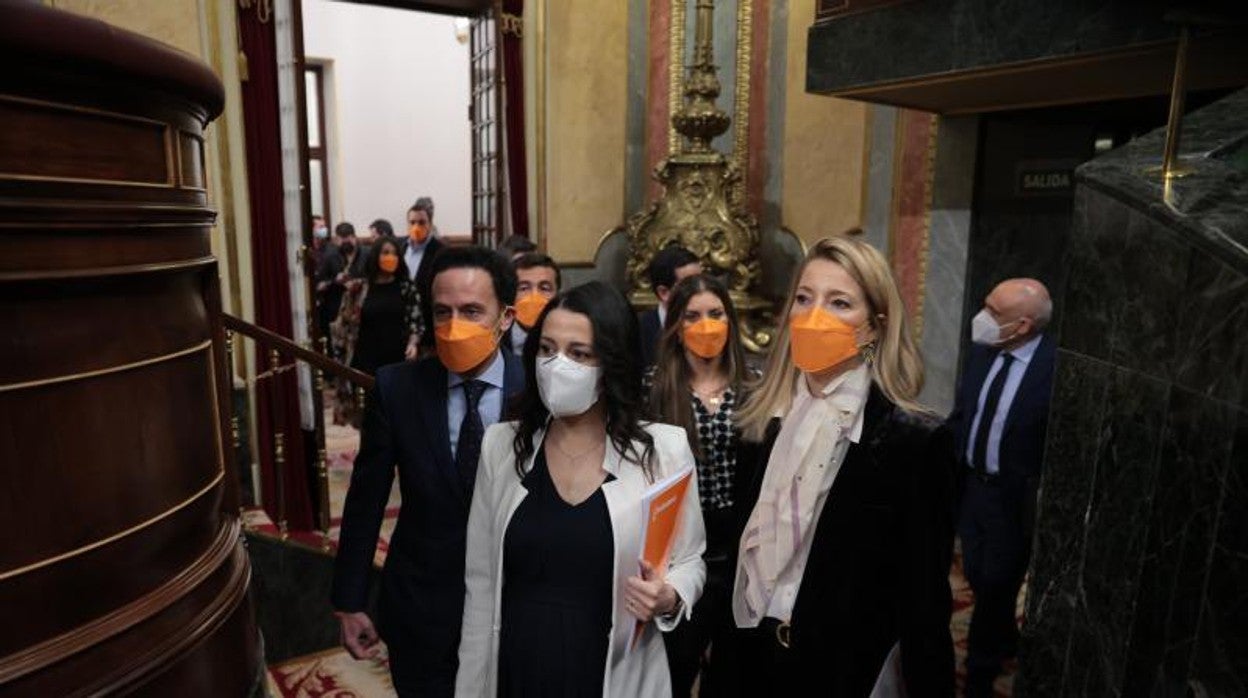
0,3,260,695
0,97,171,186
178,131,206,190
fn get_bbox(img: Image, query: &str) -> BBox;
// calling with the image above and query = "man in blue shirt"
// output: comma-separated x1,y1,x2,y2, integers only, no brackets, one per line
331,245,524,697
948,278,1055,697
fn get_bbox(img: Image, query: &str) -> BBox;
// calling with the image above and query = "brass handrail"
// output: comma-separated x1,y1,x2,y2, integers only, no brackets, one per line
223,312,374,550
222,313,375,390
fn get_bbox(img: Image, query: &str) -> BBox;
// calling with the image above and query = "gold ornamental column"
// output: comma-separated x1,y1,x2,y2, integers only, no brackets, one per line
624,0,773,350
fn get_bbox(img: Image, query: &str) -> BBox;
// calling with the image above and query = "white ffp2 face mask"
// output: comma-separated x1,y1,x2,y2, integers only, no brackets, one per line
970,309,1018,346
536,353,602,417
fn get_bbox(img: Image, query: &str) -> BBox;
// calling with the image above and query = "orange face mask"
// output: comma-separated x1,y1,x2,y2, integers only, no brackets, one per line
682,317,729,359
789,306,860,374
409,223,430,244
378,252,399,274
514,292,549,329
435,317,500,375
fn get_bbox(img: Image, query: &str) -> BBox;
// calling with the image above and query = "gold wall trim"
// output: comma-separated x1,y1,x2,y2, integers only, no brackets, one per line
0,339,211,394
0,469,224,581
0,517,240,682
667,0,687,155
914,112,938,341
0,255,216,282
731,0,753,204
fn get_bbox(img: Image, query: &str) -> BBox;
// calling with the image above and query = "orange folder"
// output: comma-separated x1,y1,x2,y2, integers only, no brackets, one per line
630,466,694,649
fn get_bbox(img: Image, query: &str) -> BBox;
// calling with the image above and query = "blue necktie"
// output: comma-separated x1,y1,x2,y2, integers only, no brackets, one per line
457,380,487,496
972,353,1014,476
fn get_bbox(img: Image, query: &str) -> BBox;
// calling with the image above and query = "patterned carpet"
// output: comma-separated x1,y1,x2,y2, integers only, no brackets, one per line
244,405,399,565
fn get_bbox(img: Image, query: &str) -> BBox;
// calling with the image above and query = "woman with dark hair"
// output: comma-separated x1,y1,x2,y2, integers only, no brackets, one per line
330,237,421,424
456,281,707,697
643,274,757,696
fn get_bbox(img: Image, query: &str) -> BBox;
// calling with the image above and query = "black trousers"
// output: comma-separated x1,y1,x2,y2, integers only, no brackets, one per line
958,475,1028,694
664,507,735,696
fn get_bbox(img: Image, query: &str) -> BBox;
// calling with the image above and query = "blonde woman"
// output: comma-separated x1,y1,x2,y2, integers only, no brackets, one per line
704,233,956,697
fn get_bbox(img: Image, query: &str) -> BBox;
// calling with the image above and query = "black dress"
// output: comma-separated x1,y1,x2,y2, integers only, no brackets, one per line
350,279,406,376
498,448,615,697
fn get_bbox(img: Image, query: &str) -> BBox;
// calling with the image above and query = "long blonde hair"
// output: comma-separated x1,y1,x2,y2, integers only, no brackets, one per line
736,233,927,441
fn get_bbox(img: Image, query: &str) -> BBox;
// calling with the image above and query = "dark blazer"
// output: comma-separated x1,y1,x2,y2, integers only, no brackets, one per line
331,351,525,692
947,333,1055,508
315,242,367,322
716,386,957,697
402,236,444,348
637,307,662,367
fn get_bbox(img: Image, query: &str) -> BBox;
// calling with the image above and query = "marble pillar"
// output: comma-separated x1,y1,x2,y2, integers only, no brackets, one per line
1017,89,1248,696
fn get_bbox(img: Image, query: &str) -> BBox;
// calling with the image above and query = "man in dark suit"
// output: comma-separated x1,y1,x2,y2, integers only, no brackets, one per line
638,245,701,367
331,246,522,697
947,278,1055,697
315,222,366,357
501,252,560,358
401,196,445,351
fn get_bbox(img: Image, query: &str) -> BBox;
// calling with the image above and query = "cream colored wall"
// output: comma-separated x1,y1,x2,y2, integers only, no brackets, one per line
43,0,256,326
780,0,869,246
542,0,630,265
46,0,205,57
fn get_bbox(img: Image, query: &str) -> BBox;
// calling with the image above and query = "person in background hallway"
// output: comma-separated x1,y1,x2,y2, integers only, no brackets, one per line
498,233,537,262
505,252,560,357
456,280,706,698
638,246,702,368
311,214,329,250
644,274,759,697
705,233,955,697
369,218,395,240
316,222,365,360
947,278,1054,698
332,246,523,697
329,237,421,425
403,197,445,351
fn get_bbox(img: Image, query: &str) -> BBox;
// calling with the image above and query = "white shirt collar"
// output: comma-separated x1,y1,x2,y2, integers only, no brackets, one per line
448,348,506,389
657,304,667,327
1004,333,1043,364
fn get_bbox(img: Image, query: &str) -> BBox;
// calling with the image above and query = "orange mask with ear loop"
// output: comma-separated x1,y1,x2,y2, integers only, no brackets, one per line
514,292,549,329
435,317,500,374
409,223,430,244
682,318,729,359
789,306,860,373
378,252,399,274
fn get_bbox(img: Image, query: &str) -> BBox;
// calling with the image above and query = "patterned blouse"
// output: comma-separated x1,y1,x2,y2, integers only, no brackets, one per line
644,366,749,513
690,388,739,512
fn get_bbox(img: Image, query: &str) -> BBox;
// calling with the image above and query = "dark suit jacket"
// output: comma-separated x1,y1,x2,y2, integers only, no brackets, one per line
331,351,525,686
946,333,1055,517
637,307,662,367
315,242,367,323
717,387,957,697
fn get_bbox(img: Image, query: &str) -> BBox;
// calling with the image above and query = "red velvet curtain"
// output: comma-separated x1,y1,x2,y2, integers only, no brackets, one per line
238,5,313,531
501,0,528,238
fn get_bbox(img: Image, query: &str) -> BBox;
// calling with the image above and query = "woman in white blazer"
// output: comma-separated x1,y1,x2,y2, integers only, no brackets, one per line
456,281,706,698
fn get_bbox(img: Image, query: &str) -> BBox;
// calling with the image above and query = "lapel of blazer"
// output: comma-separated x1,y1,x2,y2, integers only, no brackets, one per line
501,350,525,420
1003,332,1055,437
414,357,464,502
832,385,890,491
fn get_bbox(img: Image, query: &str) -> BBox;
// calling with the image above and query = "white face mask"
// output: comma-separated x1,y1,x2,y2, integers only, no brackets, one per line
536,353,602,418
970,309,1019,346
